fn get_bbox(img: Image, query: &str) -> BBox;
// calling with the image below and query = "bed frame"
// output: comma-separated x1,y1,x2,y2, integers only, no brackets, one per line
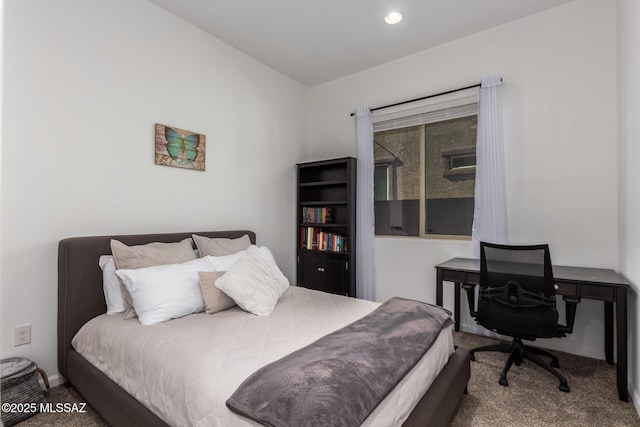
58,230,470,427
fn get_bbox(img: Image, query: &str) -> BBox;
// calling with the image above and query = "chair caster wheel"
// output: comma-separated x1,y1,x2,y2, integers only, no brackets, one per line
499,376,509,387
559,383,570,393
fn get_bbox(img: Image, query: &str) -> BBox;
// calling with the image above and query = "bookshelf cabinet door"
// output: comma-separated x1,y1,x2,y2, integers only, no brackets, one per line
325,255,348,295
297,251,348,296
298,251,326,292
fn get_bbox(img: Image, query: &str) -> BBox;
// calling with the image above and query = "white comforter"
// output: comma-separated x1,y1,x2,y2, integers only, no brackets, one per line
73,286,453,427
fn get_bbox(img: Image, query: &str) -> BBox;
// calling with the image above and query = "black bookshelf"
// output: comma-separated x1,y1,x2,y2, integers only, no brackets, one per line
296,157,356,297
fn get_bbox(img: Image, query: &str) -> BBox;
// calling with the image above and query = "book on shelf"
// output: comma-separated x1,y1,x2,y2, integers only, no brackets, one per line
299,226,347,253
301,207,334,224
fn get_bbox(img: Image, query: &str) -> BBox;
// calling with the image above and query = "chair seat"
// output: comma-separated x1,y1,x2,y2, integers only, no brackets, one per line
477,299,560,339
487,327,565,342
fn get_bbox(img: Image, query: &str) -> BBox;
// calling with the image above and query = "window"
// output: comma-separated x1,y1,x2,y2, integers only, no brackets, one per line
445,150,476,172
372,89,478,238
374,163,392,201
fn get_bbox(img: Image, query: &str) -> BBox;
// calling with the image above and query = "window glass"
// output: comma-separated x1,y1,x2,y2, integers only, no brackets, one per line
424,115,477,236
373,112,477,237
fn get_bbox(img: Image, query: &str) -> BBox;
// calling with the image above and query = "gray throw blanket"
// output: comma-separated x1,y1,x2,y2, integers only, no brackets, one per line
227,297,454,427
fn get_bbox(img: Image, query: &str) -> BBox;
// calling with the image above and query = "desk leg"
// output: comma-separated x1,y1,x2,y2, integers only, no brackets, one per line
616,288,628,402
436,269,460,331
604,301,613,364
454,282,461,332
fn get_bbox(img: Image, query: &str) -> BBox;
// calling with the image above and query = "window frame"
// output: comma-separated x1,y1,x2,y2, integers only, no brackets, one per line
372,88,479,240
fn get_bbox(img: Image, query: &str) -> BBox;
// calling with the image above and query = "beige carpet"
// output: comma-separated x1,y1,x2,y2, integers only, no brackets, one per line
14,331,640,426
452,331,640,427
13,386,106,427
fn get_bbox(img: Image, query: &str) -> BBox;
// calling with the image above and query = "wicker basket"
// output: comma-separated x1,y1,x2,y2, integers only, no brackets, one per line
1,358,48,426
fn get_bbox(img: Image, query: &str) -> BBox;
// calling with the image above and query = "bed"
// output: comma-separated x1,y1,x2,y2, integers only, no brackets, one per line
58,230,470,427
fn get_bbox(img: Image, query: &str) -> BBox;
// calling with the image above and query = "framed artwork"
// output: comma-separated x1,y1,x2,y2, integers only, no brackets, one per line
155,123,206,171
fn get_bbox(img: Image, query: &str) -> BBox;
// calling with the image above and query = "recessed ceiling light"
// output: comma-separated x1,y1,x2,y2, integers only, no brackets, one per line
384,11,403,25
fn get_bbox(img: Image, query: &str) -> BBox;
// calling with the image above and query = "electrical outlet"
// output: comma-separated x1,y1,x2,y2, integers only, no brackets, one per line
14,324,31,346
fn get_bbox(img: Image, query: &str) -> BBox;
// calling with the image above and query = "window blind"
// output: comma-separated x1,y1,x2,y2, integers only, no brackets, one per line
373,88,479,132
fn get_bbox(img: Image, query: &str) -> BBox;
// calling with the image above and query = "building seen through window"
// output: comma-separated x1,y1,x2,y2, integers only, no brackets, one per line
373,113,477,237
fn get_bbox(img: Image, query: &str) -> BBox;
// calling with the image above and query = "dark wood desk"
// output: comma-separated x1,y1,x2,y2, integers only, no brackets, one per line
435,257,631,402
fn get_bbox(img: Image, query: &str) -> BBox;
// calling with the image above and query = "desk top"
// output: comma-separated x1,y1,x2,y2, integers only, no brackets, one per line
436,257,630,287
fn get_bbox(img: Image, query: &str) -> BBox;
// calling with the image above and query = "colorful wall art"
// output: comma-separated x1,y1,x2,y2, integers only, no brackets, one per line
155,123,206,171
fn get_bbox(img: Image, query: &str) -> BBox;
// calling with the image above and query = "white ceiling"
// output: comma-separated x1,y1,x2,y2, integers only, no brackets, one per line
147,0,576,86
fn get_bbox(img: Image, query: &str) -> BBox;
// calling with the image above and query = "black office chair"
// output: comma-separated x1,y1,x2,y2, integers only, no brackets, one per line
463,242,580,392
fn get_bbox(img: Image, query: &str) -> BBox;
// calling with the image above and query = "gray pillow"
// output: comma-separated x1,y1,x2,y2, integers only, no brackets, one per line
198,271,236,314
192,234,251,257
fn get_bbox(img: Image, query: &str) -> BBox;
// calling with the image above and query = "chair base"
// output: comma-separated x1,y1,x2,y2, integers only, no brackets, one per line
470,338,570,393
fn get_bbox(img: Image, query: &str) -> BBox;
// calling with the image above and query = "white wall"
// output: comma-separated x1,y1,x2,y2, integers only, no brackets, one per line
0,0,307,384
617,0,640,412
307,0,618,359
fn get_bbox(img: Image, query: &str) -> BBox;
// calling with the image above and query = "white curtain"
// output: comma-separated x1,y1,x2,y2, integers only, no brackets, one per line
471,74,508,257
355,106,375,301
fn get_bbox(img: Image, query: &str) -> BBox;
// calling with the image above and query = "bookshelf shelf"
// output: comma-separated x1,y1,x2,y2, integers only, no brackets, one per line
297,248,351,256
296,157,356,297
299,201,348,206
299,180,347,187
299,223,348,228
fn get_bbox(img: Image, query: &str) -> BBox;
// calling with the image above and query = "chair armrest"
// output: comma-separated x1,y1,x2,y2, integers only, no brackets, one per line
558,296,581,334
461,283,477,318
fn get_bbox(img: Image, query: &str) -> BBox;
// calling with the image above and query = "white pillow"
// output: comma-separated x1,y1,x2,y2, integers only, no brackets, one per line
209,250,246,270
215,246,289,316
99,255,128,315
115,256,217,325
99,249,201,315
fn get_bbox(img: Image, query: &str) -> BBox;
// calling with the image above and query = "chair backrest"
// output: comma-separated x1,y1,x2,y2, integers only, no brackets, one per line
480,242,554,296
477,242,558,339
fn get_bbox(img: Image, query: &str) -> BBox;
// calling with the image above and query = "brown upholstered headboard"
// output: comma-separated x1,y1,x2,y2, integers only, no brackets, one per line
57,230,256,378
